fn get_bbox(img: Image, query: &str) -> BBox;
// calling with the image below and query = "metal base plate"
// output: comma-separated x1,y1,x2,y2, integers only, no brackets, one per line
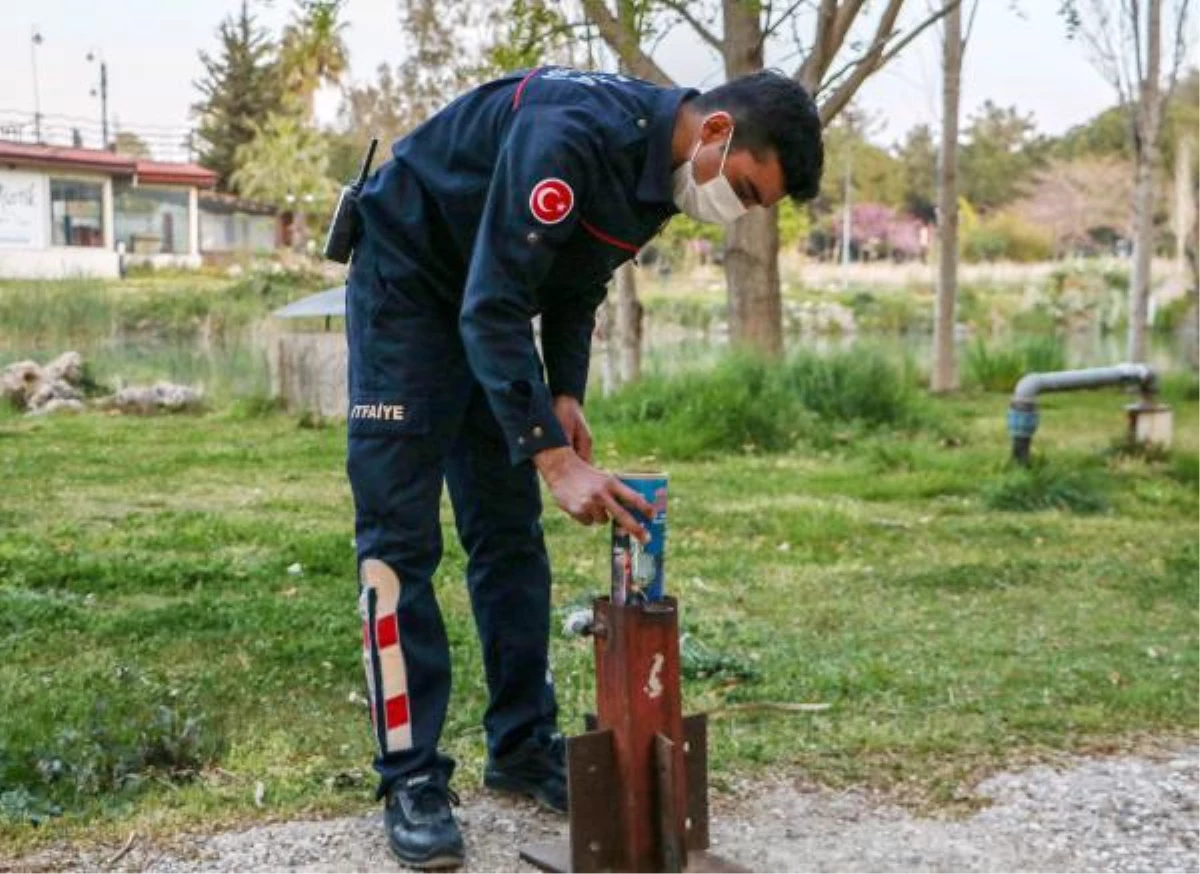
518,841,749,873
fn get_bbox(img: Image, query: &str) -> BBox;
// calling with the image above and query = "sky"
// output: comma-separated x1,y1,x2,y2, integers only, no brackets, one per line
1,0,1194,157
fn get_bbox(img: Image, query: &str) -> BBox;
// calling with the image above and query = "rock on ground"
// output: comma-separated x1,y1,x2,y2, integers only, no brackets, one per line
1,352,85,414
12,744,1196,874
105,382,204,415
1,352,204,416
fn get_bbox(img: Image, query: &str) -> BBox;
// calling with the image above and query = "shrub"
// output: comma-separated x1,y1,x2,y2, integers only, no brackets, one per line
1167,451,1199,489
1153,296,1196,335
0,267,329,347
591,350,928,459
778,348,923,428
643,297,721,331
962,213,1054,263
592,355,799,458
0,280,115,343
983,462,1110,514
848,290,931,334
964,336,1068,392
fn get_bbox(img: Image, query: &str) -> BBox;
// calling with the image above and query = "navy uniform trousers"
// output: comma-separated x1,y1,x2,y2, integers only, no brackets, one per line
345,241,558,796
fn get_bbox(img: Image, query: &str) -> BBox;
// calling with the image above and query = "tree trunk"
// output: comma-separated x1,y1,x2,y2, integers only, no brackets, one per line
608,0,644,385
614,262,642,383
1172,137,1192,281
1185,213,1199,371
726,207,782,355
1128,0,1163,363
294,210,308,254
721,0,782,357
596,294,617,396
1129,152,1156,362
1184,149,1200,371
932,0,961,393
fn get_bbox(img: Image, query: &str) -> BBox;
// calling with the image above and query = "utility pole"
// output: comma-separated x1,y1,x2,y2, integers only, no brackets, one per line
31,27,43,143
87,50,109,150
101,61,109,149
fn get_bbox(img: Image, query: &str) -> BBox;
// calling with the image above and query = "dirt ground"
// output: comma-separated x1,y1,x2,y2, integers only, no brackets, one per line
8,743,1197,874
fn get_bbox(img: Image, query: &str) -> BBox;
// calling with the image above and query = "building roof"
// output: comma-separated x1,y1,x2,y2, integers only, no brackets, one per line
135,160,217,188
0,141,217,189
0,141,133,174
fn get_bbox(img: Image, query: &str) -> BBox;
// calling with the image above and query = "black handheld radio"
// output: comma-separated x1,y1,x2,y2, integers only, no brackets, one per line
322,137,378,264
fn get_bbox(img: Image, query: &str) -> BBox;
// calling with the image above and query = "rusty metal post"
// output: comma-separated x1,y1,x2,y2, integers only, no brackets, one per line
593,598,688,870
519,597,745,873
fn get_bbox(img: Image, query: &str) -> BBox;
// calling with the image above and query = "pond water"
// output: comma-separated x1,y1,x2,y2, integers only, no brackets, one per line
2,317,1190,406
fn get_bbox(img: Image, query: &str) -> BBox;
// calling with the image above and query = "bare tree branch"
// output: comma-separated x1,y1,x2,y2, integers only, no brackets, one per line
830,0,871,52
1130,0,1145,87
880,1,959,66
795,0,839,89
818,0,962,125
1163,0,1195,104
578,0,676,84
761,0,812,45
1081,0,1134,106
659,0,725,52
961,0,981,51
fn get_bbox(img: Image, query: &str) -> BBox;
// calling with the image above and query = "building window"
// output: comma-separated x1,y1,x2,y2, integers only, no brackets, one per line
50,179,105,247
114,184,189,254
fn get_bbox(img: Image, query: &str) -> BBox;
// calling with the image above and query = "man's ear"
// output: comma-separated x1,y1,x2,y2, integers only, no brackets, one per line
699,111,734,144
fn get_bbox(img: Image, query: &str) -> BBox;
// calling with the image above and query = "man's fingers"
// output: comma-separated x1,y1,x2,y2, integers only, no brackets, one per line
571,428,593,465
564,497,606,526
601,493,647,543
579,498,605,526
577,432,594,465
611,480,655,518
580,502,605,526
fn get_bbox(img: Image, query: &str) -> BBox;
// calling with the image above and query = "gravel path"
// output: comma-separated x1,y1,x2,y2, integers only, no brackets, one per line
11,745,1198,873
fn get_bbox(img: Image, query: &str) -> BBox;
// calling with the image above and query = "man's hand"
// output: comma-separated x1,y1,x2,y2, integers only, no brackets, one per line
534,446,653,543
552,395,593,463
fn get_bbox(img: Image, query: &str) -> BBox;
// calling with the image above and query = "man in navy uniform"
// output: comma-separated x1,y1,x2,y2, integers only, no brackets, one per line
346,66,823,868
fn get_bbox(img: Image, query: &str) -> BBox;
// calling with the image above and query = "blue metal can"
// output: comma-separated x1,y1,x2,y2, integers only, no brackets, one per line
611,472,668,606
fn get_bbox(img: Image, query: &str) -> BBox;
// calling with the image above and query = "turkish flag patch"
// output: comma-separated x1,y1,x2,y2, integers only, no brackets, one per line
529,177,574,225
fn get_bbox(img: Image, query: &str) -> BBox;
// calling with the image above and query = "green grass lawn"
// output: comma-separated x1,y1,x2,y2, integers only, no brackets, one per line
0,386,1196,852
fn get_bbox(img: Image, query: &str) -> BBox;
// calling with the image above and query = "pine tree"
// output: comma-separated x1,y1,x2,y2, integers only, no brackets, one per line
192,2,283,192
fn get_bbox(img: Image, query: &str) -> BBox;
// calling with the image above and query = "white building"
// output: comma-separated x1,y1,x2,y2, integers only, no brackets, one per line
0,141,218,279
198,191,280,258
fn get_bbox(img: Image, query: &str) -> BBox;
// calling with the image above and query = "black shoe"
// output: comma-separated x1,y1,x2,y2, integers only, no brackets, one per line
483,731,568,814
384,772,465,870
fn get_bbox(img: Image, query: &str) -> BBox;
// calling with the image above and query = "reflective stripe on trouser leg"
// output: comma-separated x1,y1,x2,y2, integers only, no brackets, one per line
360,558,413,753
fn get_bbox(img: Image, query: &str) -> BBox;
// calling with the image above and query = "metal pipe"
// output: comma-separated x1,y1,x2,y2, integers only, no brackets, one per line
1007,363,1158,465
1012,363,1157,404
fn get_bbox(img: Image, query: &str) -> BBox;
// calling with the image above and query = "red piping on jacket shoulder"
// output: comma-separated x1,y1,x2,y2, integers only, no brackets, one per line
581,219,639,254
512,67,544,109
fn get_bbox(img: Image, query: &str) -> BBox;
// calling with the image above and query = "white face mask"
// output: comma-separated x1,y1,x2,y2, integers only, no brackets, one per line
672,122,748,225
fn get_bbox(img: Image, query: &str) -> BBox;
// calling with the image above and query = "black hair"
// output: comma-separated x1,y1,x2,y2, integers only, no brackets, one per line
691,69,824,202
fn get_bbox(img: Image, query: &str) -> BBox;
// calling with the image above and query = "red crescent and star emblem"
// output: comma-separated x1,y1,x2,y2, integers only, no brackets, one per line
529,177,574,225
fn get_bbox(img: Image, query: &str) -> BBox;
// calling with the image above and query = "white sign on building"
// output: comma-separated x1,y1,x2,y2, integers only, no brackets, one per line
0,170,45,249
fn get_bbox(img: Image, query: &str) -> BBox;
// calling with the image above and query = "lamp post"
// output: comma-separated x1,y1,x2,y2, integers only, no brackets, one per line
31,27,43,143
86,49,108,150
